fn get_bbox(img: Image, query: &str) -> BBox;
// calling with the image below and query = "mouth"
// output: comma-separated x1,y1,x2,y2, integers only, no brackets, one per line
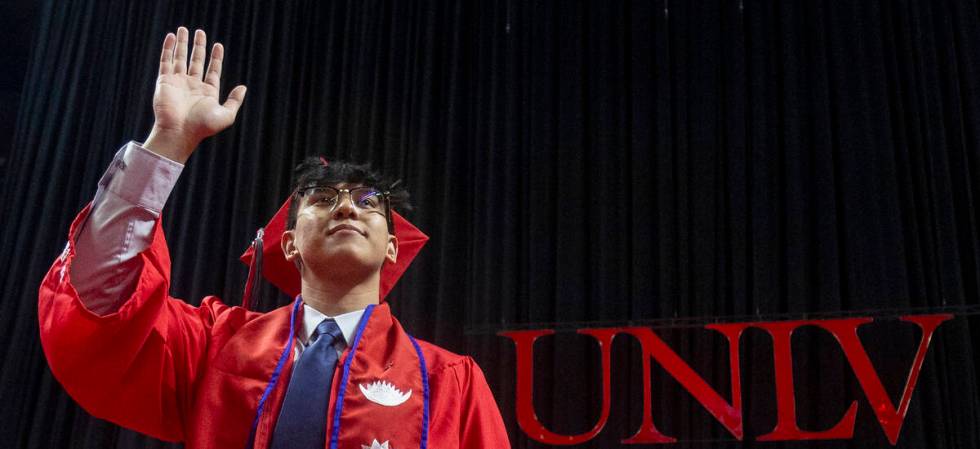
328,223,366,236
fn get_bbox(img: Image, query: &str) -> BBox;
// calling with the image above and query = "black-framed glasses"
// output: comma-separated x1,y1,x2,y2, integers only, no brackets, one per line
297,185,394,232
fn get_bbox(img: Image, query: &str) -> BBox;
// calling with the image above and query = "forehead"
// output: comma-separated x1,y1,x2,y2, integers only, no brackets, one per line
301,182,370,190
332,182,365,189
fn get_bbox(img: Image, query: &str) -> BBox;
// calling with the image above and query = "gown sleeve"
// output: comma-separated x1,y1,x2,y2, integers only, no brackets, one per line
454,357,512,449
37,143,235,442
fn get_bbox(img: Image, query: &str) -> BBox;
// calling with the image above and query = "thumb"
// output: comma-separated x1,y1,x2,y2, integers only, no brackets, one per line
223,85,247,115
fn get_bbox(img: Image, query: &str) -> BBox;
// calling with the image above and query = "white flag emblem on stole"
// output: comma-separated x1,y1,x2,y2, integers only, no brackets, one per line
362,439,391,449
358,380,413,406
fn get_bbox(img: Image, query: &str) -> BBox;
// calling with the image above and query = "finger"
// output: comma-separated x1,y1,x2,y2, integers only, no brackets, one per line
174,27,189,74
222,85,247,116
188,29,207,78
158,33,176,75
204,43,224,89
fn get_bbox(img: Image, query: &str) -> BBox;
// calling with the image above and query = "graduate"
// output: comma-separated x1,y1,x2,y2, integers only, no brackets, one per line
37,27,510,449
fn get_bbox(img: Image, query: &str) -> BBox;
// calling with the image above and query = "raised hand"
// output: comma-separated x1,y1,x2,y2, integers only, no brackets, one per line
144,27,247,163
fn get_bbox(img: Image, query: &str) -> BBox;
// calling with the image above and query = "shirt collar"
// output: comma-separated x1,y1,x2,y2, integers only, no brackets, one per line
300,303,365,347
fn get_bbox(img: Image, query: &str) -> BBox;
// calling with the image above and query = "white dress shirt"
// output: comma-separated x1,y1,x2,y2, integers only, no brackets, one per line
297,307,364,357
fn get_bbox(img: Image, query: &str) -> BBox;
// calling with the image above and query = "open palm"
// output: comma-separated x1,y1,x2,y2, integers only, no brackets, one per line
149,28,246,161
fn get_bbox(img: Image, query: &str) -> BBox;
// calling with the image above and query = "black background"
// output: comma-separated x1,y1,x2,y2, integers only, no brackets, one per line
2,1,979,448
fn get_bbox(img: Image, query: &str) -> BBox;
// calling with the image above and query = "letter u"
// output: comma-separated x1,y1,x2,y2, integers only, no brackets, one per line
499,329,617,445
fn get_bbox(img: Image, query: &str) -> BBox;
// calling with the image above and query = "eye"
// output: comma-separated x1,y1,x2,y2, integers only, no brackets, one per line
357,195,379,208
307,188,338,207
354,190,382,209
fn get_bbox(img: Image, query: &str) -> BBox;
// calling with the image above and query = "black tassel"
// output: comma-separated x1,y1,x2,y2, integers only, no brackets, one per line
241,228,264,310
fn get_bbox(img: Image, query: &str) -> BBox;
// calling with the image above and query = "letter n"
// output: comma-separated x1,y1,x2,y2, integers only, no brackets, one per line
620,324,748,443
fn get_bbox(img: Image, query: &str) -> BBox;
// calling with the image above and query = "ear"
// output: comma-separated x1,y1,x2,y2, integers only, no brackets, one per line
281,229,300,263
385,234,398,265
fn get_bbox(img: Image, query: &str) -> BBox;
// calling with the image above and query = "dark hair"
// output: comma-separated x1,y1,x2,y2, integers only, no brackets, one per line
285,158,412,230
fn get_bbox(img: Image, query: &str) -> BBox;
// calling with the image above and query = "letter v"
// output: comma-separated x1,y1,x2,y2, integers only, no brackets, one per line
819,314,952,445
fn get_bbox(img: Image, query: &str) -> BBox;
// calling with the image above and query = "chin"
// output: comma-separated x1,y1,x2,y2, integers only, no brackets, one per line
310,249,383,276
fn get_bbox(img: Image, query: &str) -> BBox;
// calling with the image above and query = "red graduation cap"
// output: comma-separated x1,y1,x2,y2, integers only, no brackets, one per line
239,165,429,309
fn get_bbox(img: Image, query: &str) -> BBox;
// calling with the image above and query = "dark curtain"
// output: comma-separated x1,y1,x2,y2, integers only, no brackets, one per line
2,0,980,448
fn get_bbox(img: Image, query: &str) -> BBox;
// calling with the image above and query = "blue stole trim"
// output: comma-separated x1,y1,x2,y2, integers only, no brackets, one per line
246,300,432,449
408,335,431,449
328,303,376,449
245,296,302,449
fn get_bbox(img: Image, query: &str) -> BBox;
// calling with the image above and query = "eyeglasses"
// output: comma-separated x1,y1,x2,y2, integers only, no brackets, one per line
297,185,394,232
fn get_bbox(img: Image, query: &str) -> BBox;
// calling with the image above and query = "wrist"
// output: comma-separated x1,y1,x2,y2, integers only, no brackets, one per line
143,127,199,164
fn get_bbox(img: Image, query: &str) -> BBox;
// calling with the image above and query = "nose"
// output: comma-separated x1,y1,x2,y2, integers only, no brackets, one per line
331,190,359,219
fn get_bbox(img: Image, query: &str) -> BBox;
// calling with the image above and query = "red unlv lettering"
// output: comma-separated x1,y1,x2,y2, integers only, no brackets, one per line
499,314,951,446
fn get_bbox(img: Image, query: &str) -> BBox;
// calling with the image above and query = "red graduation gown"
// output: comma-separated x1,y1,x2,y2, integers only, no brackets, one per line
38,205,510,449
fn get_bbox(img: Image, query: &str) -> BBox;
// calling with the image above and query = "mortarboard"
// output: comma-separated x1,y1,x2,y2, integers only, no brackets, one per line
239,161,428,310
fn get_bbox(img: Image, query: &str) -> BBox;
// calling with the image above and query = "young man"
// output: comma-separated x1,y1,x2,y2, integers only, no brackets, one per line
37,27,509,449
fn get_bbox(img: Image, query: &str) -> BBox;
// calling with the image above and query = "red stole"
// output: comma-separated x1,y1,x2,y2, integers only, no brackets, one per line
250,301,429,449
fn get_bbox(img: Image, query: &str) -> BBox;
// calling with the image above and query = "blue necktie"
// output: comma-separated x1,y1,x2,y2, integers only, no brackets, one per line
271,318,344,449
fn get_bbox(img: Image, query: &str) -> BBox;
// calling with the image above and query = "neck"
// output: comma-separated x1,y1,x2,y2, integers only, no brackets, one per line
300,270,381,316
